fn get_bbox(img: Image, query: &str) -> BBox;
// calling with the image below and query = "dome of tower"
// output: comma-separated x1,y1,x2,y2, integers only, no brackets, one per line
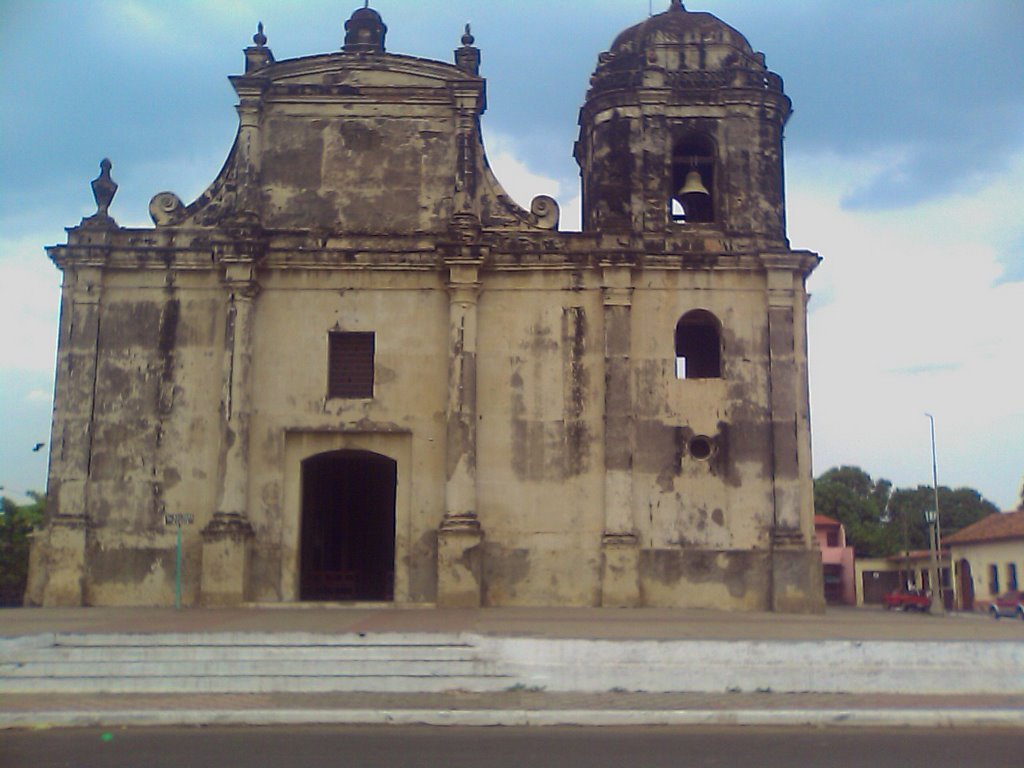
587,0,773,98
611,0,754,62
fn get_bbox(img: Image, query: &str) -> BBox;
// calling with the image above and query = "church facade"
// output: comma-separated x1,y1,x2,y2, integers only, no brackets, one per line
29,1,824,612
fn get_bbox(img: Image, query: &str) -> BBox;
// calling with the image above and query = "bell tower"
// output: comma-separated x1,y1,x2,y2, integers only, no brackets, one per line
575,0,791,242
576,2,823,613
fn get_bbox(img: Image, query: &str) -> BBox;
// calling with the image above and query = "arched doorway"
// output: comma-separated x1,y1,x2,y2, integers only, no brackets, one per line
300,450,396,601
958,558,974,612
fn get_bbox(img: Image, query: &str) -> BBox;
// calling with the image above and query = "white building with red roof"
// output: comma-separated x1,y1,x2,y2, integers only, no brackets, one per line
945,510,1024,612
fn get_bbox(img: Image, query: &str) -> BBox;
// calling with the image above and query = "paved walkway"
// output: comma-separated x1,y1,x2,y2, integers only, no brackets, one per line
3,604,1021,640
3,605,1022,729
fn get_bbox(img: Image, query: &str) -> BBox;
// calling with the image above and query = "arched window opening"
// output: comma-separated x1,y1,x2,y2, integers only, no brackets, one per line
675,309,721,379
670,135,715,224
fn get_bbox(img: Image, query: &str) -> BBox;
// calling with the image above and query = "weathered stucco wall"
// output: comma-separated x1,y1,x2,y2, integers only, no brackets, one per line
262,111,456,233
476,273,605,606
32,3,823,613
76,275,224,606
247,269,449,603
631,271,774,552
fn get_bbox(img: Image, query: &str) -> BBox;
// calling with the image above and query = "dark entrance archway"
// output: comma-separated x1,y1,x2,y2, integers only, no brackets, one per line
300,450,396,601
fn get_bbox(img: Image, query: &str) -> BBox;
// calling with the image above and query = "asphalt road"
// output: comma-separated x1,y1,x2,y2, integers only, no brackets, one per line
2,726,1020,768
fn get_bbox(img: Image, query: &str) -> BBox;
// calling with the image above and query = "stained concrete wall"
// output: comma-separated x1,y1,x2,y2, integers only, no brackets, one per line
261,111,456,233
631,271,774,550
476,274,605,606
75,275,224,606
32,4,822,612
34,253,816,609
247,269,449,604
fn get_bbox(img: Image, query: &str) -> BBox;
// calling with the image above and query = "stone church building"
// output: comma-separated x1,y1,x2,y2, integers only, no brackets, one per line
29,1,824,611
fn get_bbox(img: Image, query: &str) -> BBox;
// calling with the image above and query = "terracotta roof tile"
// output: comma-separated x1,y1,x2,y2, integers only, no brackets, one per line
814,514,841,527
944,510,1024,545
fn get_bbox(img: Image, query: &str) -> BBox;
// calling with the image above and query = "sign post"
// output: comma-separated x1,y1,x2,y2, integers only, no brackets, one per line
164,513,195,609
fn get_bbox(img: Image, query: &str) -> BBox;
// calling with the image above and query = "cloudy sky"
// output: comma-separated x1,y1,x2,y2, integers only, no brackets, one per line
1,0,1022,509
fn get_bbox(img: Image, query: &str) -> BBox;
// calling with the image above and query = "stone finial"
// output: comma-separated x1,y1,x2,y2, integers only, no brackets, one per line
343,4,387,54
90,158,117,218
670,0,686,10
253,21,267,47
245,21,275,72
455,22,480,75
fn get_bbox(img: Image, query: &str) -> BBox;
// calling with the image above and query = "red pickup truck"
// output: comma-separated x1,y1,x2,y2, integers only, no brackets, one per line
883,588,931,612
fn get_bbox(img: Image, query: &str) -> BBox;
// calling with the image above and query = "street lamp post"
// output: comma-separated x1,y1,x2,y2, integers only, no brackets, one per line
924,508,941,614
925,413,943,615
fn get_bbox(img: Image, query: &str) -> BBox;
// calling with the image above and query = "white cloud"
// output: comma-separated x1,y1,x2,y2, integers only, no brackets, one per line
478,136,1024,505
103,0,169,38
483,131,582,231
789,151,1024,508
0,235,61,373
100,0,257,41
25,389,51,403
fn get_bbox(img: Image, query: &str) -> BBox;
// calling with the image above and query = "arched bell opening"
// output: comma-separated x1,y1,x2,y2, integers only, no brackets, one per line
670,134,715,224
299,449,396,601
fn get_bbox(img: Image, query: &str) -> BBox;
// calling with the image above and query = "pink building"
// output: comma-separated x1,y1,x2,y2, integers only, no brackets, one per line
814,515,856,605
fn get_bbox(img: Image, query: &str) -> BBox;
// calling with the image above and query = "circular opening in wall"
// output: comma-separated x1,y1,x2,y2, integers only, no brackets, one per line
689,436,714,461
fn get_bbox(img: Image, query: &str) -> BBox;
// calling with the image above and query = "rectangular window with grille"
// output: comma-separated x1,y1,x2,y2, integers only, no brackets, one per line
328,331,375,399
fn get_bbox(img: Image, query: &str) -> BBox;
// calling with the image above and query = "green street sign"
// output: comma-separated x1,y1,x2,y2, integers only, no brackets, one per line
164,513,195,526
164,513,195,609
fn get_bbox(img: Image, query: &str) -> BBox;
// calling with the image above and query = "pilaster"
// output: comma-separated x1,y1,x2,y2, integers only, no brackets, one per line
451,77,484,218
437,239,485,607
600,264,640,606
201,240,262,606
40,263,105,606
231,84,267,218
762,254,824,613
765,263,801,538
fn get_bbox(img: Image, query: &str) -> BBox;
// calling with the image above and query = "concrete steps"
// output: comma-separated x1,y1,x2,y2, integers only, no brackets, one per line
0,633,516,694
3,632,1020,696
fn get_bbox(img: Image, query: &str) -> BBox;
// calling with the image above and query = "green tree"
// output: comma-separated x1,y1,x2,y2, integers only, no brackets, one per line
813,466,898,557
813,467,998,558
0,492,45,607
887,486,999,552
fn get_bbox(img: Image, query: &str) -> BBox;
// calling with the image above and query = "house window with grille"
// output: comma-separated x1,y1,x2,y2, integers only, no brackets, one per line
328,332,375,399
988,564,1000,596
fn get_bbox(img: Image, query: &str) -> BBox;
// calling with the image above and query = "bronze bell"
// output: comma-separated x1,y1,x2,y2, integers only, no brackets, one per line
678,169,709,197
